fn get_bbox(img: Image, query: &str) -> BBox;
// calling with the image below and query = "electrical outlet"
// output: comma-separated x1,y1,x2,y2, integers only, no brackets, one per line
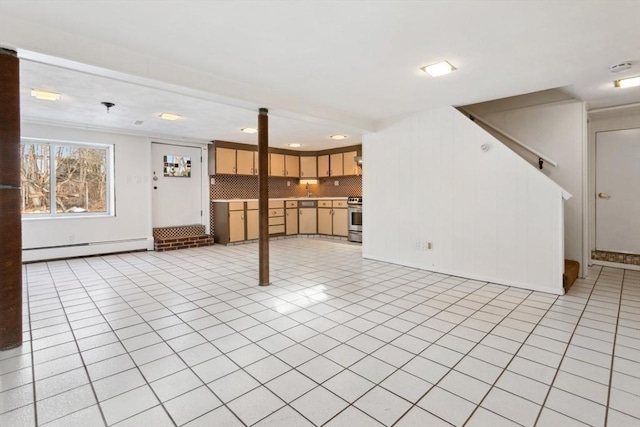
210,177,215,185
287,181,290,186
334,180,339,186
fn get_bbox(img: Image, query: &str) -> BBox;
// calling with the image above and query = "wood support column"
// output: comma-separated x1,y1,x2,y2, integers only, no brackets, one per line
258,108,270,286
0,48,23,350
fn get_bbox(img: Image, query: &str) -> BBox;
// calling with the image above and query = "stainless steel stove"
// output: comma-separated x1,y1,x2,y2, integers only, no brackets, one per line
347,196,362,243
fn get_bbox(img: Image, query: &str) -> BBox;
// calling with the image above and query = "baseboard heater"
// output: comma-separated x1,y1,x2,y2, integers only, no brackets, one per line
23,238,152,262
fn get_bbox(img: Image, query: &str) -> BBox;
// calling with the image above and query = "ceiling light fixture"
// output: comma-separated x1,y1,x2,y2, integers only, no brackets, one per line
288,143,302,148
330,134,347,140
420,61,457,77
31,89,61,101
159,112,182,121
241,127,257,134
614,76,640,88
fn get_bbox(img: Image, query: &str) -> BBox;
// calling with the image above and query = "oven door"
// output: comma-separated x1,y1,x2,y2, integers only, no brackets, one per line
348,206,362,232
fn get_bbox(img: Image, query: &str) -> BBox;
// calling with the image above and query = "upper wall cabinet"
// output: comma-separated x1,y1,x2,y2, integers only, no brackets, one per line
343,150,359,176
270,153,285,177
269,153,299,177
300,156,317,178
213,147,259,175
285,155,300,178
330,153,344,176
215,147,236,174
210,142,361,177
237,149,257,175
318,155,330,178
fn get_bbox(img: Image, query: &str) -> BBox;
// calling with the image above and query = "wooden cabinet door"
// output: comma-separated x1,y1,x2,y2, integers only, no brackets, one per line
286,208,298,235
285,155,300,177
236,149,255,175
332,208,348,236
318,208,333,235
317,155,330,178
253,152,260,175
300,156,317,178
229,210,245,242
343,151,359,176
330,153,343,176
270,153,285,177
216,147,236,174
299,208,317,234
246,209,259,240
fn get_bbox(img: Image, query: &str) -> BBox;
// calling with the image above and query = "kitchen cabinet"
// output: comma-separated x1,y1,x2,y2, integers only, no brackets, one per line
332,206,348,236
330,153,344,176
270,153,285,177
215,147,236,174
272,154,299,177
318,155,329,178
318,200,348,236
343,150,359,176
285,201,298,235
213,201,247,244
268,200,285,234
300,156,317,178
246,201,259,240
285,155,300,177
318,206,333,235
299,208,317,234
237,149,256,175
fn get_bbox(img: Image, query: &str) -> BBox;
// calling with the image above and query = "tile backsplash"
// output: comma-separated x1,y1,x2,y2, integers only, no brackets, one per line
209,175,362,200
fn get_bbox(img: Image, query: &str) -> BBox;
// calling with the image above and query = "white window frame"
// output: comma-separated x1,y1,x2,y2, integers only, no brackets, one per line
21,137,115,219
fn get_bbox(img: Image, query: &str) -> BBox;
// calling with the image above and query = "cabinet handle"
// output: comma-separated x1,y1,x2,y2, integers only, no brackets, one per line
232,167,236,173
241,214,244,220
301,172,304,176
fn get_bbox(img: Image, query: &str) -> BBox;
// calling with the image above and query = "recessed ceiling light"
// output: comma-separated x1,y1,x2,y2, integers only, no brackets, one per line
330,134,347,140
31,89,61,101
288,143,302,148
614,76,640,88
420,61,457,77
159,112,182,121
241,127,258,134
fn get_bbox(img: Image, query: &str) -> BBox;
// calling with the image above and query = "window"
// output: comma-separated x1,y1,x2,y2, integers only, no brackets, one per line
20,139,113,216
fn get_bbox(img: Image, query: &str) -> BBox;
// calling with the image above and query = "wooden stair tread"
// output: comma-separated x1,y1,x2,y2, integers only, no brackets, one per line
563,260,580,292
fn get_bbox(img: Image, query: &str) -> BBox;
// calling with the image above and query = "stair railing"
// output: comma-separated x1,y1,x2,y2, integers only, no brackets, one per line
458,107,558,170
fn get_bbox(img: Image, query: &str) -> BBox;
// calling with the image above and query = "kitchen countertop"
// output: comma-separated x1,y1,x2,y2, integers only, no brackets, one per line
212,197,349,202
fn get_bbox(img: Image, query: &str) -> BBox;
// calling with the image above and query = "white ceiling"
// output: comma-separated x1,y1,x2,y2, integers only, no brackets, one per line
1,1,639,148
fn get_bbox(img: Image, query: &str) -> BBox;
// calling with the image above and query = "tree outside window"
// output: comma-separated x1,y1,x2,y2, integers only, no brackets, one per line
20,140,112,215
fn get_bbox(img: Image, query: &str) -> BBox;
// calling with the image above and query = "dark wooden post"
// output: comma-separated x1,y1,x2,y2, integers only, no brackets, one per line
0,48,23,350
258,108,270,286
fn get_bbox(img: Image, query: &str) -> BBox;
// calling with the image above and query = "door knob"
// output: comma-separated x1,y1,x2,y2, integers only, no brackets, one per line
597,192,610,199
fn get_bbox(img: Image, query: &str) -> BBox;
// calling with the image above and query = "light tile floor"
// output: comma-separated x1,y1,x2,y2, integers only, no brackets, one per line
1,238,639,427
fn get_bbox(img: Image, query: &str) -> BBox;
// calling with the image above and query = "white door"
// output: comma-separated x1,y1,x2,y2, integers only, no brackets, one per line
152,143,203,228
595,128,640,254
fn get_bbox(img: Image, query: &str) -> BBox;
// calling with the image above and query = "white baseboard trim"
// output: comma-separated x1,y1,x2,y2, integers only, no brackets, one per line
591,259,640,271
23,238,153,262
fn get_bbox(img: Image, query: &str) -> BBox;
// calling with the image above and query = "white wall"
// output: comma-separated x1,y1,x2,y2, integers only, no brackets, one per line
22,123,153,261
363,106,568,295
466,100,586,277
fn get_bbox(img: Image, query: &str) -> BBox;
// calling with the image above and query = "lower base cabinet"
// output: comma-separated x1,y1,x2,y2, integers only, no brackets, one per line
332,208,348,237
299,208,317,234
214,199,349,244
